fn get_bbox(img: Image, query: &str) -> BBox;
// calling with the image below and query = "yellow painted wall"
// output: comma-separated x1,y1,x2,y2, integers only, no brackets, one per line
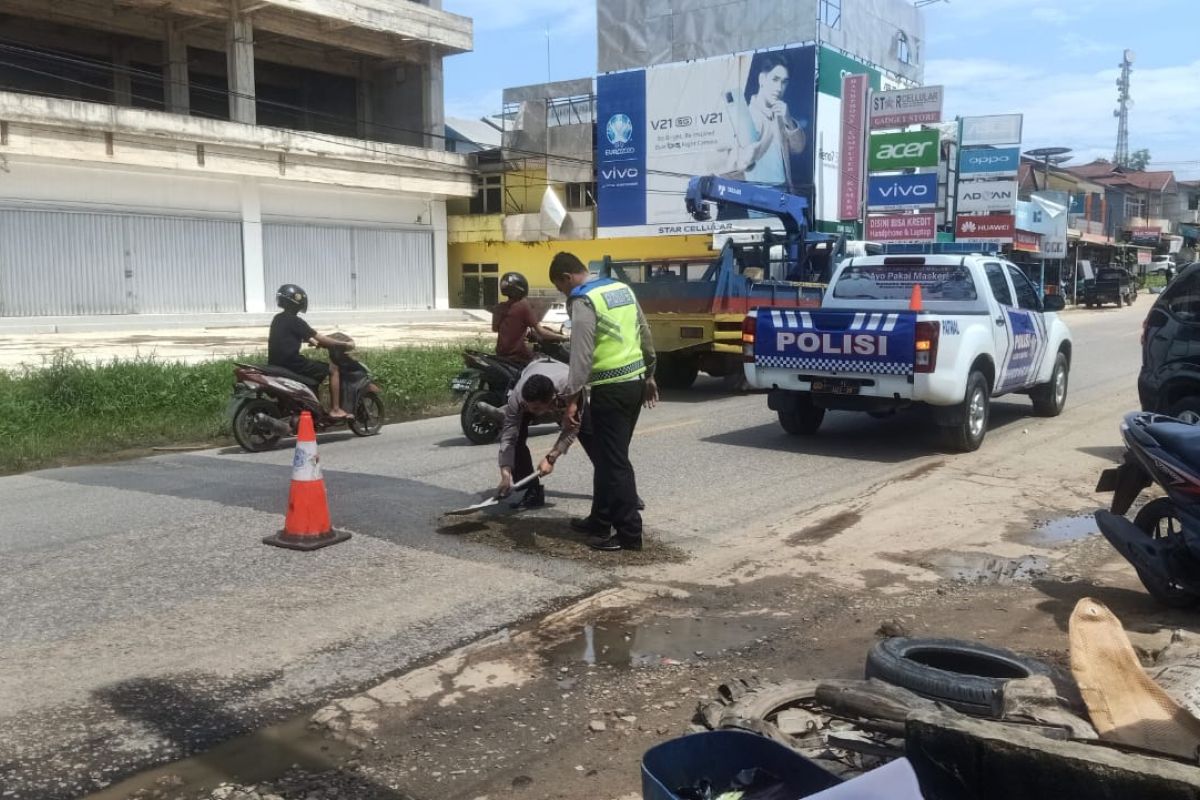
449,235,717,305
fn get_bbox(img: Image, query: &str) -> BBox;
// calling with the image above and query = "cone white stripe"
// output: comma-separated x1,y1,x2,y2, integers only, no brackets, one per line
291,440,322,482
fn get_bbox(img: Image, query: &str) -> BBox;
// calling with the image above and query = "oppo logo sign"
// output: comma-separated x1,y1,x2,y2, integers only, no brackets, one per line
968,154,1008,166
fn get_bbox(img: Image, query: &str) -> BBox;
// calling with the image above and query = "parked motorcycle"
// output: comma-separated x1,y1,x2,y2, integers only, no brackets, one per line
451,341,569,445
229,336,384,452
1095,410,1200,607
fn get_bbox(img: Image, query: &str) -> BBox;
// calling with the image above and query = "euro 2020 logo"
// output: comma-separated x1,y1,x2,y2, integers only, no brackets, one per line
606,113,633,146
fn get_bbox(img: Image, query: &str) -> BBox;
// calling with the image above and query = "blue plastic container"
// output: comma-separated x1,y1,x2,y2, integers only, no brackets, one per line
641,730,843,800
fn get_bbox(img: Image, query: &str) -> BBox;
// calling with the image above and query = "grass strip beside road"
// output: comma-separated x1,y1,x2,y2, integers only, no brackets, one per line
0,344,479,475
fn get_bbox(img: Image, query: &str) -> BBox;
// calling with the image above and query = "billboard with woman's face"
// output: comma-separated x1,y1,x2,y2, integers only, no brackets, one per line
597,44,816,238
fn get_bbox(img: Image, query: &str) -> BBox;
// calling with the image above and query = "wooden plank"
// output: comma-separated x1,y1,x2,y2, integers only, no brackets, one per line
906,710,1200,800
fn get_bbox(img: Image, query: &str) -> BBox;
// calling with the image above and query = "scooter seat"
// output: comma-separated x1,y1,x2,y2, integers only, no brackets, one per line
1145,420,1200,474
255,364,322,388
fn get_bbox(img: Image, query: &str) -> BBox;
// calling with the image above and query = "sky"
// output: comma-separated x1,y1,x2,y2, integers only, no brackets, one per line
443,0,1199,180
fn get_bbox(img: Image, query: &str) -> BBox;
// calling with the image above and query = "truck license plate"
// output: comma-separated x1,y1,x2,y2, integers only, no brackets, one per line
811,379,859,395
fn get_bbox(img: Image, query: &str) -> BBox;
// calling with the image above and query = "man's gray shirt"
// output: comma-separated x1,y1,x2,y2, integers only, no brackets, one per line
497,359,578,469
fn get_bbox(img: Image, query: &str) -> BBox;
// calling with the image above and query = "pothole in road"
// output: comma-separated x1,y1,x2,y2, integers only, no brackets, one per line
891,550,1051,585
543,614,781,668
1024,514,1099,547
80,715,352,800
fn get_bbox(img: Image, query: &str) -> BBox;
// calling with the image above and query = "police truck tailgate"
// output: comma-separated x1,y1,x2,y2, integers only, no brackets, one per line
753,308,917,379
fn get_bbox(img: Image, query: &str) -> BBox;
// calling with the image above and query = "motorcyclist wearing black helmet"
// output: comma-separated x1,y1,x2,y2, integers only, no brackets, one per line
268,284,353,419
492,271,567,363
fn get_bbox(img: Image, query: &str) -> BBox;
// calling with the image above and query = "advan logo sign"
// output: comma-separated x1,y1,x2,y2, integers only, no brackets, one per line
957,179,1018,214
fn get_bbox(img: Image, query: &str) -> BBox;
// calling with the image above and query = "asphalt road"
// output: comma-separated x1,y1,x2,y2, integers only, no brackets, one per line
0,303,1144,798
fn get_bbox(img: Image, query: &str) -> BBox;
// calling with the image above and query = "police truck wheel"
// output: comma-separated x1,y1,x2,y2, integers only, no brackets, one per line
778,402,824,435
944,371,989,452
1031,351,1069,417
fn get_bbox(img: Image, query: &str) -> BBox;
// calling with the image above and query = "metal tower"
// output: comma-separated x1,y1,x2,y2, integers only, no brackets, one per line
1114,49,1134,167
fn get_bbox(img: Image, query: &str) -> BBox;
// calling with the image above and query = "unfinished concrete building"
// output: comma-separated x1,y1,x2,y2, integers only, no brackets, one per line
0,0,473,315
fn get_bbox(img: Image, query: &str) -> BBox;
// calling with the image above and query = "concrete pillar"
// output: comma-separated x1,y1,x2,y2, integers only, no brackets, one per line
431,198,449,309
423,48,444,150
112,43,132,106
227,2,257,124
240,180,267,312
356,62,374,140
164,21,191,115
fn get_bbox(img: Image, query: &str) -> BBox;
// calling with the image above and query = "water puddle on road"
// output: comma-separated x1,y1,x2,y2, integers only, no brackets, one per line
1027,515,1099,546
81,715,351,800
906,551,1051,585
544,615,778,668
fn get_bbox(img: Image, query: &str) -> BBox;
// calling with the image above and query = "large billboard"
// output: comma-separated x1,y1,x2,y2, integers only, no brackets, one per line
597,45,817,238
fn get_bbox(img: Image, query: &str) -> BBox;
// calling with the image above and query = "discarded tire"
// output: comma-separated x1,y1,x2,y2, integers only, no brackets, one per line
864,637,1055,717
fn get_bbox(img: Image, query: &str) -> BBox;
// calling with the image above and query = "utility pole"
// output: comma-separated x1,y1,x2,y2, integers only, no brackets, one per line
1113,49,1134,167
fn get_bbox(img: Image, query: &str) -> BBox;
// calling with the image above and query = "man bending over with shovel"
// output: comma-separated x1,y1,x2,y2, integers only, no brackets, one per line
497,359,580,509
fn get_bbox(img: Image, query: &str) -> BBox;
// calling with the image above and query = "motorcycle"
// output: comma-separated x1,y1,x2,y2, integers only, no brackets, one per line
229,336,384,452
1095,410,1200,607
451,340,569,445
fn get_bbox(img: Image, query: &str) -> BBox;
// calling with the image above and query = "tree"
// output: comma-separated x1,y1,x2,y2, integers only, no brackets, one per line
1128,148,1152,171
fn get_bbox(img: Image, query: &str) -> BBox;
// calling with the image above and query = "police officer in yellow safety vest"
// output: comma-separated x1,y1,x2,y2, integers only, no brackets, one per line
549,252,658,552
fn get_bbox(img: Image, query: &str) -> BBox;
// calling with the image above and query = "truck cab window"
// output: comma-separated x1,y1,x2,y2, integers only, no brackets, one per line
984,262,1013,307
1007,265,1041,311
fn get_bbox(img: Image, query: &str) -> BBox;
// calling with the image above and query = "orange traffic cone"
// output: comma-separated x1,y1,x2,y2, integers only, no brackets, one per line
909,282,923,311
263,411,351,551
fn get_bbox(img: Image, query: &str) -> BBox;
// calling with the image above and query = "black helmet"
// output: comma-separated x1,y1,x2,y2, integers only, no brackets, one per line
499,272,529,300
276,284,308,313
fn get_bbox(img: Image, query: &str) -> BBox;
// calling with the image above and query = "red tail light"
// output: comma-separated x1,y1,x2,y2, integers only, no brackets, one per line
742,314,757,363
914,320,940,374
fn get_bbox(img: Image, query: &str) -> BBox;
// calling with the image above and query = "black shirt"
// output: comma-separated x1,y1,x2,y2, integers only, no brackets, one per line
268,312,315,369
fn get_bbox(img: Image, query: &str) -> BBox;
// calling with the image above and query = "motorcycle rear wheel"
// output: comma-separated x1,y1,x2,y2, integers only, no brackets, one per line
1132,498,1199,608
232,398,285,452
461,389,504,444
350,392,384,437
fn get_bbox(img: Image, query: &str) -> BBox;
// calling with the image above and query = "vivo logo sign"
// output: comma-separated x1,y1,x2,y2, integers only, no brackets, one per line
867,173,938,210
961,147,1019,177
600,166,640,180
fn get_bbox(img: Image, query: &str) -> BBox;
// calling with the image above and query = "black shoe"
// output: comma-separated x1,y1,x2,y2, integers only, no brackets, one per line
571,516,610,535
510,486,545,510
586,534,643,552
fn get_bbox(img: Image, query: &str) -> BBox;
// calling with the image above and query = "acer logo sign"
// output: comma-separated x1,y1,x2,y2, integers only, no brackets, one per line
600,167,639,180
874,141,934,160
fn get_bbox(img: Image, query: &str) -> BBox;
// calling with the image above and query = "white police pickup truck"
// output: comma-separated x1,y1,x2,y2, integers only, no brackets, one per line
742,254,1073,451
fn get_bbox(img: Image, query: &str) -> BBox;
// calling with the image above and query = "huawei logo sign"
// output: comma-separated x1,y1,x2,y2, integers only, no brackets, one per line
960,219,978,233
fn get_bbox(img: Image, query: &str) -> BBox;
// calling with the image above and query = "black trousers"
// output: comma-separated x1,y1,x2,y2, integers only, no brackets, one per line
511,413,541,491
578,379,644,541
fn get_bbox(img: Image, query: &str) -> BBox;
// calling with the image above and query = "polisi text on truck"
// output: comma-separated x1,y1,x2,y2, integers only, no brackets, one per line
874,141,934,161
776,331,889,357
